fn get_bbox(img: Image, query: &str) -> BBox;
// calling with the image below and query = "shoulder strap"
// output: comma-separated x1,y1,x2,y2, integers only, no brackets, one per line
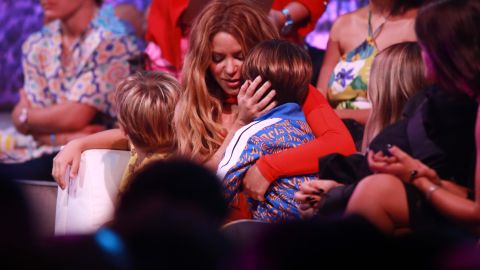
367,9,387,39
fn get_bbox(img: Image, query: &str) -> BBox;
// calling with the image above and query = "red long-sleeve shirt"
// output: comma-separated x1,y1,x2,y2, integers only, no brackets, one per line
256,85,356,182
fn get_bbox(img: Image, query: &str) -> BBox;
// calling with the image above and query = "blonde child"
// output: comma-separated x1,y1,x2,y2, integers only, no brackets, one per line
115,71,179,191
52,71,179,191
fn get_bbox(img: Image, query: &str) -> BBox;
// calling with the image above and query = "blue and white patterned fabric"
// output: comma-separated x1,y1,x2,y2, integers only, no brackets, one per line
217,103,317,223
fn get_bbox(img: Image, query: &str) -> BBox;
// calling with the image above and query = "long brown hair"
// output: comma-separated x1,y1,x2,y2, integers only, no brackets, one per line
415,0,480,97
174,0,279,160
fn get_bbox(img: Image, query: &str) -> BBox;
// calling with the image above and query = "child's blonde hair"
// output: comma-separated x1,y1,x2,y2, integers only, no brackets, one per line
115,71,180,152
362,42,428,151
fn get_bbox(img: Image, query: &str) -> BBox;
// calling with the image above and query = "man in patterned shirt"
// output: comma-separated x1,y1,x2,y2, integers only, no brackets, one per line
1,0,141,180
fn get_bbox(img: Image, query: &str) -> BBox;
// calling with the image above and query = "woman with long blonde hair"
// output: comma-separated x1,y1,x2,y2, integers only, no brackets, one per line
361,42,427,151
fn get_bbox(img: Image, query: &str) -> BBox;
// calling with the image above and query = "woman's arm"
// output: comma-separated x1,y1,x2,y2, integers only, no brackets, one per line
370,144,480,230
256,86,356,181
52,128,128,189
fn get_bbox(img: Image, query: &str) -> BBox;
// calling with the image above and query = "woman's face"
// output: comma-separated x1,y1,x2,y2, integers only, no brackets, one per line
209,32,244,96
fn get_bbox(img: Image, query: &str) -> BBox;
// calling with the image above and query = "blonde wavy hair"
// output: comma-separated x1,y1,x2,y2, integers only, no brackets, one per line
174,0,279,160
115,71,180,153
362,42,428,151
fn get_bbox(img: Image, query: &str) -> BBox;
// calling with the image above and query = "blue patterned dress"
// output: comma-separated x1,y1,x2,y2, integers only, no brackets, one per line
217,103,317,222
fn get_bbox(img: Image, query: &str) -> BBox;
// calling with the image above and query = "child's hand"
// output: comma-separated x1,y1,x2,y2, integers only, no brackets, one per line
236,75,277,126
52,139,84,189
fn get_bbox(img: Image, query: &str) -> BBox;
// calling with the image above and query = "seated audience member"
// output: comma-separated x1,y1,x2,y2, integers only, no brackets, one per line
0,0,141,180
111,159,230,269
217,40,317,222
316,0,423,148
361,42,428,151
295,36,474,220
345,0,480,235
52,71,179,191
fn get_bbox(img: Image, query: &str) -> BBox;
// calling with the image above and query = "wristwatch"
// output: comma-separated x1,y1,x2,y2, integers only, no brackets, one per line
280,8,294,35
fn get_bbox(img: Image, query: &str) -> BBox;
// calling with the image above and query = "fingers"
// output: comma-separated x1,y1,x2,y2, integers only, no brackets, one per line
251,80,272,103
294,191,322,203
256,87,276,106
245,76,262,97
258,98,277,116
299,182,325,195
52,156,67,190
238,80,250,98
70,156,80,179
387,146,410,162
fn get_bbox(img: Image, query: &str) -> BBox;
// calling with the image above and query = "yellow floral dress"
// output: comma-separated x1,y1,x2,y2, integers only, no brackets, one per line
327,10,385,109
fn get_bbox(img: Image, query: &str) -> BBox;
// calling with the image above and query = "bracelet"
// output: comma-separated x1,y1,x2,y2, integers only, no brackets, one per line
426,183,440,201
50,133,56,146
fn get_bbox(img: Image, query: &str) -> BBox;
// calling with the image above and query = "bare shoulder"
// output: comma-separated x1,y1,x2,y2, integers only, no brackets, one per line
330,6,369,46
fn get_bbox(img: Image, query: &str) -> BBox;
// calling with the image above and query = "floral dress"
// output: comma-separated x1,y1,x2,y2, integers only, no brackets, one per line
327,10,384,109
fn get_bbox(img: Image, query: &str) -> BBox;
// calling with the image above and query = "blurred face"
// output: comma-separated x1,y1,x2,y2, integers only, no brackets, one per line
40,0,86,21
209,32,244,96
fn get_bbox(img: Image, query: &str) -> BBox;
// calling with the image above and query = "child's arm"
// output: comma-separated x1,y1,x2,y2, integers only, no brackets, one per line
52,128,128,189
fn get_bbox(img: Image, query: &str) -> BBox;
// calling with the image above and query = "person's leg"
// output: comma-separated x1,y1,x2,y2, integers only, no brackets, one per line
346,174,409,234
0,152,57,181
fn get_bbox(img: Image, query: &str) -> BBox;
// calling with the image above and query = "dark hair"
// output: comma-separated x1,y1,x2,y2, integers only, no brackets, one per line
116,159,228,225
415,0,480,97
241,39,312,105
390,0,424,15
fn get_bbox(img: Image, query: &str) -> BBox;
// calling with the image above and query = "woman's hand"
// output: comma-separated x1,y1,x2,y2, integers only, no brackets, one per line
368,146,441,184
242,164,271,201
294,179,342,219
236,76,277,127
51,139,85,190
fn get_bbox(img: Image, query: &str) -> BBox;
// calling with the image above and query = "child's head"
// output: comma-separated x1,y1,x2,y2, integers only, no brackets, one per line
241,39,312,106
115,71,180,152
363,42,428,150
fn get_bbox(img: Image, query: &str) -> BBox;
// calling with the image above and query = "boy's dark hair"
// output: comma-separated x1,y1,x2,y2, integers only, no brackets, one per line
241,39,312,105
